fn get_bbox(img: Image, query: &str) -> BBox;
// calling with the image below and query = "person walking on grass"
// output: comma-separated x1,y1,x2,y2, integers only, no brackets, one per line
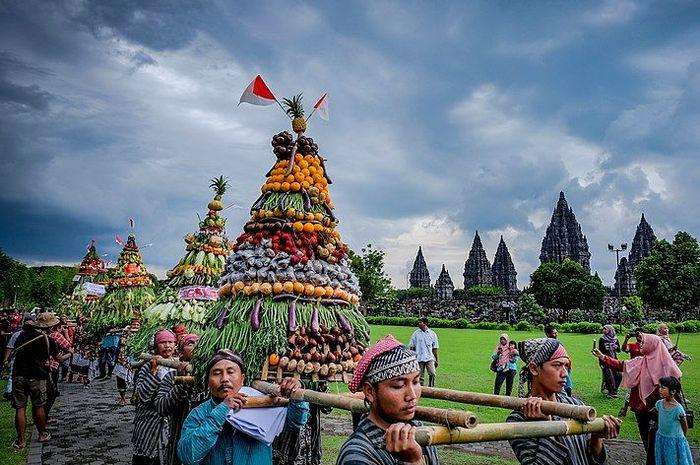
409,317,439,387
593,333,683,465
619,328,645,417
599,324,622,398
10,312,71,448
492,334,516,396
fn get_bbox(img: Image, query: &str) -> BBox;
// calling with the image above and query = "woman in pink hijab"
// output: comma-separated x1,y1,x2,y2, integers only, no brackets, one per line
492,334,516,396
593,333,682,465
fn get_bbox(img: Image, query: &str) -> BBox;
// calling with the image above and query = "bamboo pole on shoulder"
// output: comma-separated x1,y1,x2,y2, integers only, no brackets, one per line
133,353,192,373
420,387,596,422
251,380,477,428
414,418,605,446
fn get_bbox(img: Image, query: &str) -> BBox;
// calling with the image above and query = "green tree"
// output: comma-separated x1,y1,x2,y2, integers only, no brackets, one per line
30,266,76,308
622,295,645,325
348,244,394,304
519,293,547,324
529,259,606,320
635,231,700,321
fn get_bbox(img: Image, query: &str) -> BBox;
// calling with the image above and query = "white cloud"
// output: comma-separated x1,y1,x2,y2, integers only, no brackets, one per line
451,83,604,184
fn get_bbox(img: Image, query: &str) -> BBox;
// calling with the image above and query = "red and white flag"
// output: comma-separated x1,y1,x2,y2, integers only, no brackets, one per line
313,92,329,121
239,75,276,106
115,235,123,246
129,218,135,229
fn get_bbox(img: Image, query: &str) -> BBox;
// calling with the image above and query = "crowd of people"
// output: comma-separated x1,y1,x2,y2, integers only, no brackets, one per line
0,308,695,465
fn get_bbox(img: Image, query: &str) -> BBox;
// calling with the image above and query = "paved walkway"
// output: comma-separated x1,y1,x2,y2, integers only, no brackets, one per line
28,378,133,465
26,379,700,465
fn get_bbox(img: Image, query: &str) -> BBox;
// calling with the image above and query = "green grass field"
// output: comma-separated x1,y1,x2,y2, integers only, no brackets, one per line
0,380,29,465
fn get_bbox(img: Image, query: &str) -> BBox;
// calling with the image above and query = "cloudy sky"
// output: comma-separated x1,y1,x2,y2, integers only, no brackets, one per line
2,0,699,289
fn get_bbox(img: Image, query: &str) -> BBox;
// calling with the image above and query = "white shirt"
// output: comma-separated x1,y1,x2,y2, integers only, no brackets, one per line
409,328,439,362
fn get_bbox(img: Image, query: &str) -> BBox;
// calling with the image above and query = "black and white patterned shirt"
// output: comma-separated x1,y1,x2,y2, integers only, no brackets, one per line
336,416,439,465
507,394,607,465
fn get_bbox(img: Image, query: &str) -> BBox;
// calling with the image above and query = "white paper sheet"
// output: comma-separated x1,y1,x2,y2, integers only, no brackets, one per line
225,386,287,445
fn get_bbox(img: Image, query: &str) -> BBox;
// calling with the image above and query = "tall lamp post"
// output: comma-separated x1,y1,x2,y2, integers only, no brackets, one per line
608,243,628,331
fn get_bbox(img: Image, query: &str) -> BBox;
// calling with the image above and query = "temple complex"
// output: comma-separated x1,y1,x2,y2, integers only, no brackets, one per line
492,236,518,293
463,231,492,289
435,264,454,300
539,191,591,271
409,246,431,288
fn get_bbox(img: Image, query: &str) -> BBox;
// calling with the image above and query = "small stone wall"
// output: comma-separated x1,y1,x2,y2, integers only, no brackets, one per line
366,296,519,322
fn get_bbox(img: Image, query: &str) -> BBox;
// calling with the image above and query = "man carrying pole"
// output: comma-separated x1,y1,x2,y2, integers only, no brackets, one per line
154,333,200,465
177,349,309,465
131,328,178,465
507,337,621,465
337,335,439,465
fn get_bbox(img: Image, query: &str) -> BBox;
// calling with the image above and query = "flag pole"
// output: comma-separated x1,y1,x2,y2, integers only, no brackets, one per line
274,97,292,120
305,107,317,123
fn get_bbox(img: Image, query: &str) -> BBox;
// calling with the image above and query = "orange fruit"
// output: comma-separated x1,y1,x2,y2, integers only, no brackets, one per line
313,224,323,232
286,174,295,183
304,284,316,296
324,286,334,297
291,182,301,191
293,282,305,294
302,181,310,189
314,286,325,298
272,282,283,294
303,223,315,233
294,172,304,182
281,182,290,191
283,281,294,293
293,222,304,232
271,182,281,191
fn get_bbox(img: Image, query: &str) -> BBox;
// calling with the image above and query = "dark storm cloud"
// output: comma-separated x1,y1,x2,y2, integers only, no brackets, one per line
73,0,207,51
0,80,53,111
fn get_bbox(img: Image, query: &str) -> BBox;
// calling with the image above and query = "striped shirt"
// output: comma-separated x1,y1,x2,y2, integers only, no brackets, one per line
507,394,606,465
337,416,439,465
155,370,193,465
132,363,175,459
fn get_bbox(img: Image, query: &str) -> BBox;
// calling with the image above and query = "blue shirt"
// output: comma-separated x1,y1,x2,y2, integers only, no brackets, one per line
409,329,439,362
178,396,309,465
656,400,687,438
101,333,120,349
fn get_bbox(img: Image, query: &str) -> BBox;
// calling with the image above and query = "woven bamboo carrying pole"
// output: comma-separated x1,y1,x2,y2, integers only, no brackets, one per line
251,380,477,428
414,418,605,446
420,387,596,422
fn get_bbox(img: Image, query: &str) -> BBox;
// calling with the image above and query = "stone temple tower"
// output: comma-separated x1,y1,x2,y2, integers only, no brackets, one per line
539,192,591,272
614,256,635,297
463,231,492,289
492,236,518,293
435,265,454,300
409,246,431,288
629,213,657,270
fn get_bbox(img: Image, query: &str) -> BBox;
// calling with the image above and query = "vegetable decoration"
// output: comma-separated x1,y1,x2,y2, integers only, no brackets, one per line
126,177,234,356
191,95,369,382
58,240,108,317
86,234,155,335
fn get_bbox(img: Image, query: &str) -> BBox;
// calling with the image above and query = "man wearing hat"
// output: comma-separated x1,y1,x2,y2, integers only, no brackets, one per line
337,336,439,465
155,333,200,465
131,328,179,465
10,312,71,448
507,338,621,465
178,350,309,465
